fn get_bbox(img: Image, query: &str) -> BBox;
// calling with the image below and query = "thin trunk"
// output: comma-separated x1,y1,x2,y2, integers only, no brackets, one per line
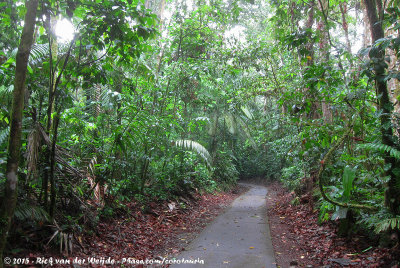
305,0,315,64
46,14,58,132
49,109,60,218
0,0,38,266
158,0,166,26
303,0,321,120
318,0,332,123
363,0,400,214
43,14,58,209
340,3,352,55
362,1,371,49
140,143,150,194
113,76,122,181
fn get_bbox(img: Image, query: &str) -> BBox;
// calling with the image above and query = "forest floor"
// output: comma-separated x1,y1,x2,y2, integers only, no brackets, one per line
266,181,400,268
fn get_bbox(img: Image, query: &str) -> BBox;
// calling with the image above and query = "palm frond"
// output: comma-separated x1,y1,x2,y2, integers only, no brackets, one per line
224,112,236,135
375,216,400,233
29,43,49,66
14,202,50,222
358,143,400,159
240,105,253,119
36,123,84,178
236,116,257,148
0,84,13,100
194,116,210,123
9,44,49,68
47,220,74,255
0,126,10,147
175,139,212,168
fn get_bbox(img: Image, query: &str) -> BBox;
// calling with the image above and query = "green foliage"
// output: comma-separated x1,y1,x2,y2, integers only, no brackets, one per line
358,143,400,160
342,166,356,202
14,203,50,223
0,127,9,148
212,151,239,189
375,217,400,233
175,139,212,169
281,165,304,191
360,209,400,234
319,199,335,223
2,0,400,255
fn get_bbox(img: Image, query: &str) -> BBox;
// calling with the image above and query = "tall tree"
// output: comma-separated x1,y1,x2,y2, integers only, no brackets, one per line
0,0,39,266
363,0,400,215
317,0,333,123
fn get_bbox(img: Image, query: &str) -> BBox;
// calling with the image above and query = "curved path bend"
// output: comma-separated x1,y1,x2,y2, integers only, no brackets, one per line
171,184,276,268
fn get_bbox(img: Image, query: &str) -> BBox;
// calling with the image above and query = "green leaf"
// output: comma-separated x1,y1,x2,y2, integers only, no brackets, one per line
342,166,356,202
241,105,253,119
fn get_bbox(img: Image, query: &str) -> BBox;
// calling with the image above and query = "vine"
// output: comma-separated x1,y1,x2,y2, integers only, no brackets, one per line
317,117,378,211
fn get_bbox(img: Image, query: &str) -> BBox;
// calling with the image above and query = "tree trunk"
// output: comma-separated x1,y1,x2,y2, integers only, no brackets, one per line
363,0,400,215
318,0,332,123
362,1,371,49
49,109,61,218
339,3,352,55
43,13,58,210
0,0,38,266
303,0,321,120
46,13,58,132
113,73,123,181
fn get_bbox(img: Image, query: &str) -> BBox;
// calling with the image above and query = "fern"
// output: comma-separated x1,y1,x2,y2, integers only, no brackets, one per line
358,143,400,159
375,217,400,233
14,203,50,222
175,139,212,168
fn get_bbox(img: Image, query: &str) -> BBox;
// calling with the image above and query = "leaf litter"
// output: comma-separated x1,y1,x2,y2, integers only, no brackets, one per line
266,181,400,268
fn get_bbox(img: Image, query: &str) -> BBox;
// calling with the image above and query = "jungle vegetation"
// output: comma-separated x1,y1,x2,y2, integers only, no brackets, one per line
0,0,399,264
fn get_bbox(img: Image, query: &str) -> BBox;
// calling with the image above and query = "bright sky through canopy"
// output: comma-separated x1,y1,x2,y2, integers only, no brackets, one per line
55,18,75,43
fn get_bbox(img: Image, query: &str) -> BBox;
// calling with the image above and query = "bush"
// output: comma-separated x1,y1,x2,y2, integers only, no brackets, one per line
213,150,239,189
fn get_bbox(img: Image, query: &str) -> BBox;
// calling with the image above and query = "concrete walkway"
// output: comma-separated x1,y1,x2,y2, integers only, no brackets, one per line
170,184,276,268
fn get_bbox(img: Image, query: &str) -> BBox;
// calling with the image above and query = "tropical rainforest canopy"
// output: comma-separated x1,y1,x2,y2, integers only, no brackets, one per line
0,0,399,265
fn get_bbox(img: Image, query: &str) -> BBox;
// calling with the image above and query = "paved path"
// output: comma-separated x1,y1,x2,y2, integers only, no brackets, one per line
170,184,276,268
